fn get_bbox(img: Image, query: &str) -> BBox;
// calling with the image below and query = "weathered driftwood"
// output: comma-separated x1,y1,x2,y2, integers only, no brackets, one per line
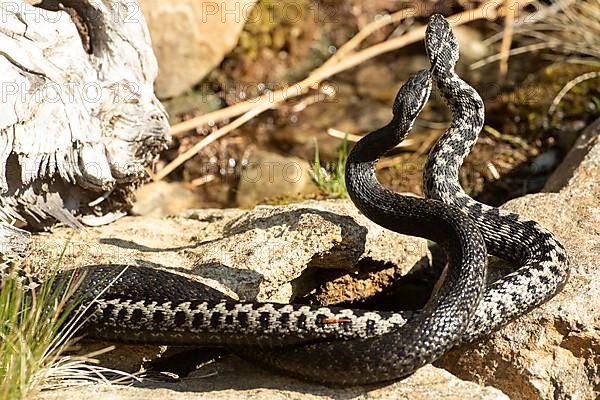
0,0,169,258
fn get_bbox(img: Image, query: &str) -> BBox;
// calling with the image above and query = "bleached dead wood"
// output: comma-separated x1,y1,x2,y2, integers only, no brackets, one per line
0,0,169,259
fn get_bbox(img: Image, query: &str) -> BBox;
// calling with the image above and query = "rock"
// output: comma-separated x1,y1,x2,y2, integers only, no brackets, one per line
543,118,600,192
29,199,429,304
139,0,258,99
354,56,432,103
37,362,509,400
529,148,561,174
354,103,395,134
236,150,320,208
355,64,399,102
29,198,433,391
132,181,204,217
437,119,600,400
452,26,490,62
390,55,431,82
266,101,351,161
72,341,166,374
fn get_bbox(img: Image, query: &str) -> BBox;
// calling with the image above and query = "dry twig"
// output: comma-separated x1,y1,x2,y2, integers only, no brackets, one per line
548,71,600,115
155,101,273,180
498,0,516,78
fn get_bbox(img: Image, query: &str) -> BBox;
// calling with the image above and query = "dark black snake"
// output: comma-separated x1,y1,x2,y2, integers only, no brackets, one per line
0,14,569,385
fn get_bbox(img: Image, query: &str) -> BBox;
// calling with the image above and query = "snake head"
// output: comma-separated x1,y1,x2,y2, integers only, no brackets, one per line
425,14,459,73
392,69,432,123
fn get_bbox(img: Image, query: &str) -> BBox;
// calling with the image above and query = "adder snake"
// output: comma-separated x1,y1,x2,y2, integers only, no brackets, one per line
1,14,569,385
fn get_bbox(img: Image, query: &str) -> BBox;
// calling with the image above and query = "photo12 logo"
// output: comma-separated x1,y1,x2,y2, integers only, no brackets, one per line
1,80,141,111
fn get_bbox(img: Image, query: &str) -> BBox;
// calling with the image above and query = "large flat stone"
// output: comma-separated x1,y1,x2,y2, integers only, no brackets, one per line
36,363,508,400
30,199,429,303
139,0,258,98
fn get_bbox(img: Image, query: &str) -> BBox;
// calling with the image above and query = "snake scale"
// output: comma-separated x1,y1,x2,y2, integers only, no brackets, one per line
1,15,569,385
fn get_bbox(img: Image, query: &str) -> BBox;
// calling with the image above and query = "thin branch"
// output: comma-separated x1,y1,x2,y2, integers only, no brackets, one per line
471,42,555,69
548,71,600,115
320,8,417,69
498,0,516,78
169,1,520,137
475,0,600,69
155,101,273,180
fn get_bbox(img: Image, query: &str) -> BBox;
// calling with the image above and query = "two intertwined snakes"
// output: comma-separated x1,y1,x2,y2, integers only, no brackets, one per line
1,14,569,385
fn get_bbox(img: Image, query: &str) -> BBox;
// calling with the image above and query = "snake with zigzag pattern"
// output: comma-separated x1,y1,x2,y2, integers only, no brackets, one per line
1,14,569,385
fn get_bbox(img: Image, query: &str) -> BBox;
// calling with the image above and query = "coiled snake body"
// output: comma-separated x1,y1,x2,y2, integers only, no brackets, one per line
423,15,569,341
1,15,569,385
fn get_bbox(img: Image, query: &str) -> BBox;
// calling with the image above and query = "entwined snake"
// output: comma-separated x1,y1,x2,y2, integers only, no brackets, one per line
423,15,569,342
1,15,569,385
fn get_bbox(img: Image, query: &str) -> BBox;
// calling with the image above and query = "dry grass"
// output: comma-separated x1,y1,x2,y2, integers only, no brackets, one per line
0,257,134,399
0,264,76,399
472,0,600,115
473,0,600,67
